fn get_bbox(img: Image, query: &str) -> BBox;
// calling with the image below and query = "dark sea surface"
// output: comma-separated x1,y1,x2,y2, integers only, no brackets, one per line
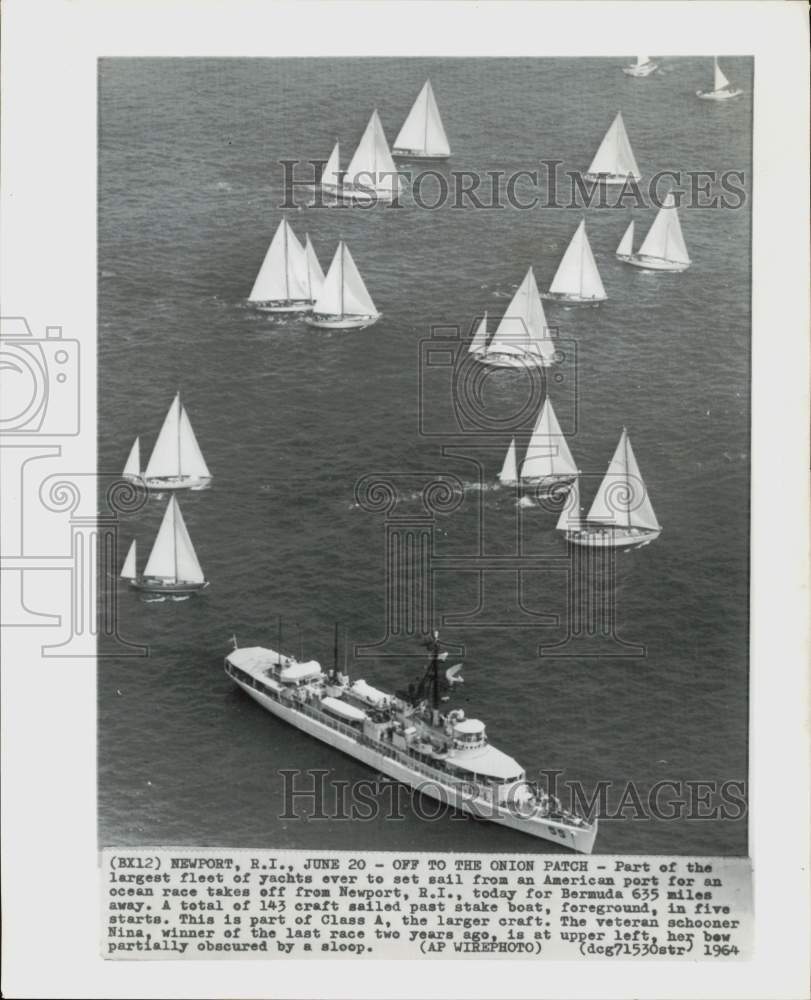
98,58,752,855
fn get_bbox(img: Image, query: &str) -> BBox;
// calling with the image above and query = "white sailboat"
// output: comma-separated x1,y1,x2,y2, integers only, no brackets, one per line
123,437,141,484
302,234,326,303
518,398,578,494
558,429,661,548
392,80,451,160
341,110,402,203
474,268,557,369
126,496,209,593
542,220,607,304
141,394,212,491
498,438,518,485
120,539,137,581
248,218,312,312
321,141,342,194
584,112,641,185
618,193,691,271
305,241,380,329
696,57,743,101
622,55,658,78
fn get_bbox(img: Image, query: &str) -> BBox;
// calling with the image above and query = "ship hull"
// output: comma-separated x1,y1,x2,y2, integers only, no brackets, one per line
141,475,212,492
540,292,606,304
622,254,689,272
564,526,661,549
304,313,380,330
250,300,313,314
583,172,642,186
231,674,597,853
622,63,657,77
696,88,742,101
473,352,554,370
130,578,209,593
391,148,450,161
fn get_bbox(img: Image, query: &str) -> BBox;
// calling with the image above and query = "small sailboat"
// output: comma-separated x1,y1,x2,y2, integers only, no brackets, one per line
518,398,578,495
248,218,312,312
622,55,658,78
124,496,209,593
557,429,661,549
321,141,342,194
696,57,743,101
473,268,557,369
139,394,212,491
392,80,451,160
341,110,402,203
305,241,380,330
584,112,641,185
498,438,518,485
122,437,141,484
542,220,607,304
617,193,690,271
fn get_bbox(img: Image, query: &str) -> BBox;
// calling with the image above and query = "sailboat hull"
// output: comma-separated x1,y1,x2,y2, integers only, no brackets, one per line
391,148,450,161
304,313,380,330
622,254,690,272
142,475,212,492
520,476,576,498
250,300,314,314
130,578,209,594
475,352,554,370
583,172,642,186
336,183,401,205
622,63,657,77
696,88,743,101
540,291,606,305
564,526,662,549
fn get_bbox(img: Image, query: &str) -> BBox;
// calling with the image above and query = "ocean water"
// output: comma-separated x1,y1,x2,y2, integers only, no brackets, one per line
98,57,752,855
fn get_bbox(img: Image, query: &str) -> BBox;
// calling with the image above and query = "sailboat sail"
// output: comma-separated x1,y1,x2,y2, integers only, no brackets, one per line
322,141,341,189
123,437,140,478
490,268,553,359
145,395,181,479
587,112,641,180
303,235,326,301
313,242,377,317
172,500,205,583
178,406,211,479
714,58,731,92
120,540,137,580
636,55,650,68
549,221,606,299
248,219,308,302
616,221,635,257
638,193,690,264
468,313,488,354
586,430,660,530
498,439,518,484
394,80,451,157
520,399,577,479
345,111,401,198
143,497,205,583
556,477,581,531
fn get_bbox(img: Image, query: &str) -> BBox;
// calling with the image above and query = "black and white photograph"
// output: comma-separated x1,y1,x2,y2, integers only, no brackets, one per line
1,2,809,998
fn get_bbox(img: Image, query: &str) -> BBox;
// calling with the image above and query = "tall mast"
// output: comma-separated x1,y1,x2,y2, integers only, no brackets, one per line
333,622,339,674
579,223,585,297
172,498,178,582
429,629,440,709
623,429,631,527
423,83,429,153
176,393,182,477
339,242,345,318
283,220,290,300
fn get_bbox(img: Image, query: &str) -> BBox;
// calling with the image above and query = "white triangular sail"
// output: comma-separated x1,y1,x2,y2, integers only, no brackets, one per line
345,111,401,198
172,499,205,584
145,395,181,479
587,112,641,180
616,221,635,257
713,57,731,92
468,313,488,354
638,193,690,264
313,242,377,317
520,398,578,480
394,80,451,157
490,267,553,359
636,55,650,68
549,221,606,299
144,497,179,579
179,406,211,479
120,539,137,580
587,430,660,530
248,219,308,302
322,141,341,189
303,235,326,301
556,477,582,531
498,438,518,484
123,437,140,478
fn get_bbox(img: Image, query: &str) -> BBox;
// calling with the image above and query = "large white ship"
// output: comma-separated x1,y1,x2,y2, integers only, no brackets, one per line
224,631,598,853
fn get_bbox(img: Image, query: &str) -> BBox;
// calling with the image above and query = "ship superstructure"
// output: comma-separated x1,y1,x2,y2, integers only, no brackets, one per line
224,631,597,853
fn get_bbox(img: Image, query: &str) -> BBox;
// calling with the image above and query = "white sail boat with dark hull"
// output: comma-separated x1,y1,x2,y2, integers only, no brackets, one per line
617,193,691,272
557,429,661,549
584,112,641,185
517,398,578,495
622,55,658,78
248,218,313,313
696,57,743,101
305,241,380,330
122,496,208,593
392,80,451,160
542,220,607,304
472,268,557,369
341,110,402,204
131,393,212,492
